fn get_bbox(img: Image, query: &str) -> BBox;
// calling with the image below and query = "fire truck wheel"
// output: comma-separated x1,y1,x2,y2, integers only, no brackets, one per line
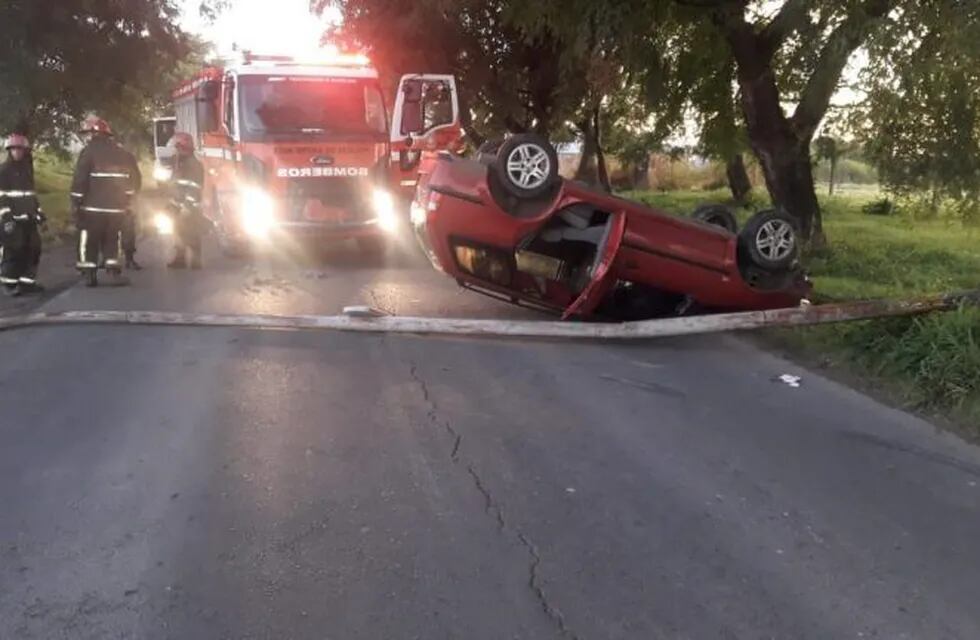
357,236,388,257
218,232,248,258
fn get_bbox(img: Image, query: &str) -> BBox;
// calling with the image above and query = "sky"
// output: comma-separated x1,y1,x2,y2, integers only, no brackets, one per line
180,0,342,57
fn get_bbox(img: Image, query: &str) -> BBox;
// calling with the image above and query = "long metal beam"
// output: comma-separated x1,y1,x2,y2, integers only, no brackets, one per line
1,290,977,340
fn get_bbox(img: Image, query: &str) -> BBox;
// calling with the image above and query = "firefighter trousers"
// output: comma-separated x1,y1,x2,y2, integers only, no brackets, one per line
172,210,204,265
77,211,124,270
1,221,42,286
121,211,138,259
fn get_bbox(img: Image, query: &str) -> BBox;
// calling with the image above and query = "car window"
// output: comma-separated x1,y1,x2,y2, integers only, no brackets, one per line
422,81,453,132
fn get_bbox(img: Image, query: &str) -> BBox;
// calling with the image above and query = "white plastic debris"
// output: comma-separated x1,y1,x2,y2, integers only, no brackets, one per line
778,374,803,388
343,306,389,318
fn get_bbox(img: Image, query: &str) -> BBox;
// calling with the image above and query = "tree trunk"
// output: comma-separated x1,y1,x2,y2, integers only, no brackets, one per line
593,107,611,192
728,69,824,242
574,117,598,183
828,156,836,196
753,136,824,242
633,153,651,190
722,12,827,244
726,153,752,203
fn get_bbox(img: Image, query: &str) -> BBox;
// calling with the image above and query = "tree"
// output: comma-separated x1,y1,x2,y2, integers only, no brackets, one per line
858,0,980,219
322,0,591,147
0,0,194,147
692,0,897,244
674,23,752,204
814,136,840,196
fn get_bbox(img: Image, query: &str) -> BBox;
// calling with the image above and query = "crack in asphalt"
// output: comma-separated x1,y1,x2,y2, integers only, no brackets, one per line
408,360,580,640
467,466,506,532
410,363,462,463
517,532,578,639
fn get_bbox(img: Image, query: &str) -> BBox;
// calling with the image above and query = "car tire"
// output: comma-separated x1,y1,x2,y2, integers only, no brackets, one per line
739,209,800,272
692,203,738,233
494,134,559,200
476,139,502,164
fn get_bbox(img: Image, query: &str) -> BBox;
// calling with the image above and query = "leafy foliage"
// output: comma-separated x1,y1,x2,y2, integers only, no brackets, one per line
322,0,597,144
858,0,980,220
0,0,193,148
861,197,896,216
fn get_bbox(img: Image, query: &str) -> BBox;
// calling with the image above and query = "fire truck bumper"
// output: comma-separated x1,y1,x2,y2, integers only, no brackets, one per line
273,220,388,239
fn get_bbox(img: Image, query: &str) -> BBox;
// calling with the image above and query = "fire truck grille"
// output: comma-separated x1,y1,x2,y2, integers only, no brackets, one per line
282,179,372,221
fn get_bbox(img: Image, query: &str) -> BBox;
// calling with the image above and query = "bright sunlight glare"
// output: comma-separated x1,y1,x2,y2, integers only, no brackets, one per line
181,0,343,57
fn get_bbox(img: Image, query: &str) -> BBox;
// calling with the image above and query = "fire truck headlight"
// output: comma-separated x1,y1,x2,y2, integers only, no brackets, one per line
153,165,173,183
153,211,174,235
241,187,275,237
372,189,398,232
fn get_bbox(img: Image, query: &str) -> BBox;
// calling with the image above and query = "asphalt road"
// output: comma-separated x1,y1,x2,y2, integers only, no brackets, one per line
1,232,979,640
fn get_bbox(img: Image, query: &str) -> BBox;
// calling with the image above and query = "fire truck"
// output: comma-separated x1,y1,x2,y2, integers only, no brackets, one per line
169,49,462,255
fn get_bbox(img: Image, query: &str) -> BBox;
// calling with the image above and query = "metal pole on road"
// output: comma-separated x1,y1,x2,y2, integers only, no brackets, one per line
0,290,978,341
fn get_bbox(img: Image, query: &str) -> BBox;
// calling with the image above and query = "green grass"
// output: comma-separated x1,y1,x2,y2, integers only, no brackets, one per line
34,152,76,242
626,187,980,436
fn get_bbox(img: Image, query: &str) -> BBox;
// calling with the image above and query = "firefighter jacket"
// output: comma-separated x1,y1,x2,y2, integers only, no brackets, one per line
70,136,142,215
169,154,205,213
0,156,43,223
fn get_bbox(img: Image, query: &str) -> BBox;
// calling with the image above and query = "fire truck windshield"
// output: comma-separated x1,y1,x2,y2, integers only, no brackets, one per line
239,76,387,139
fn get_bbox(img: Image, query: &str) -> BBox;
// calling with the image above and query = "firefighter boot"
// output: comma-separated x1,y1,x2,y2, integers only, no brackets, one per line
167,247,187,269
125,252,143,271
189,245,202,270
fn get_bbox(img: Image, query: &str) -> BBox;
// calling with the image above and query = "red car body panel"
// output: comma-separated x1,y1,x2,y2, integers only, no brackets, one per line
413,153,810,318
562,211,625,319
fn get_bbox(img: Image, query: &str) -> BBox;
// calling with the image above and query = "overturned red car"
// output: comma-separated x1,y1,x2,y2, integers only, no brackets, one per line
410,134,811,320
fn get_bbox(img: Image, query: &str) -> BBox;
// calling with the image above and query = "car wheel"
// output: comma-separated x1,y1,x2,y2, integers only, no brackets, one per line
692,203,738,233
494,134,559,199
476,139,502,164
740,209,799,271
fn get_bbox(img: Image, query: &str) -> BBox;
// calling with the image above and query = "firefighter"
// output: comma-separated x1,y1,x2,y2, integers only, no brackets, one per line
70,116,142,286
0,134,45,296
165,132,205,269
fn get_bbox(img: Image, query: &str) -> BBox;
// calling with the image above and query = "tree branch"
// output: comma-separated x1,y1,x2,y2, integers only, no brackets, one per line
760,0,812,51
791,0,894,138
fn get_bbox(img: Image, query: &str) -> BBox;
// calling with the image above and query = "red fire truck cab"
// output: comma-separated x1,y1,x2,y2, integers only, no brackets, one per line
171,50,461,255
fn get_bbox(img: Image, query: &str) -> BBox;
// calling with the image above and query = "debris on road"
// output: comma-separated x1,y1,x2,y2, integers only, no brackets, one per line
343,306,389,318
777,374,803,388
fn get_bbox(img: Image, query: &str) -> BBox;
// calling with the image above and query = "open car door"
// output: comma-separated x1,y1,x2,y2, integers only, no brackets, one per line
561,211,627,320
391,74,462,197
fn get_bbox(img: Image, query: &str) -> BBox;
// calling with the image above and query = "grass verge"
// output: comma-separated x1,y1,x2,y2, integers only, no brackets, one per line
34,152,76,244
626,187,980,438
